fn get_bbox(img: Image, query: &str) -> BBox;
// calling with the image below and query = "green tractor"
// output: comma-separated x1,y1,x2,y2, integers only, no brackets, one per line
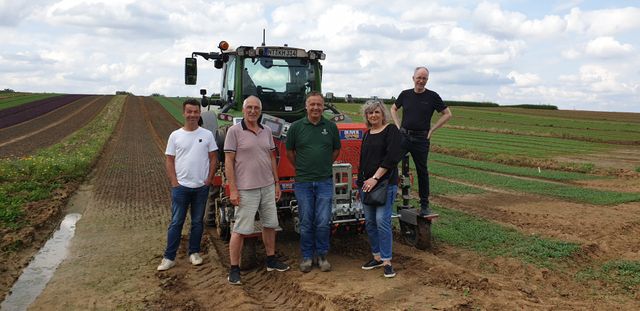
185,40,346,123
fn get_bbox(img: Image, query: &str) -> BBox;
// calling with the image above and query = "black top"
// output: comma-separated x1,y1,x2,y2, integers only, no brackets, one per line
395,88,447,131
357,125,403,187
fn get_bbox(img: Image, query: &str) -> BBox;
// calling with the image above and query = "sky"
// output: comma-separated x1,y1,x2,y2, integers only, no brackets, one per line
1,0,639,112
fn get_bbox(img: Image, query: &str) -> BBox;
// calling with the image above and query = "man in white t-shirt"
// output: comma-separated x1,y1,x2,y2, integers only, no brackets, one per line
157,99,218,271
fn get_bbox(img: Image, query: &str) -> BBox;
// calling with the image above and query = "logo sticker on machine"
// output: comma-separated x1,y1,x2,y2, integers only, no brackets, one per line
340,129,363,140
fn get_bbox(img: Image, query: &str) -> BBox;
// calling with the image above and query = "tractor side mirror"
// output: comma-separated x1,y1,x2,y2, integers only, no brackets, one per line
185,57,197,85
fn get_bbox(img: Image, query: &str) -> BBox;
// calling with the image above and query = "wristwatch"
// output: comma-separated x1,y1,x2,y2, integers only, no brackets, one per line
373,176,379,181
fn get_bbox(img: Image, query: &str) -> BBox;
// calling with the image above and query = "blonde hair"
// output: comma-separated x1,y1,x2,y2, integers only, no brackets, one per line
361,99,389,128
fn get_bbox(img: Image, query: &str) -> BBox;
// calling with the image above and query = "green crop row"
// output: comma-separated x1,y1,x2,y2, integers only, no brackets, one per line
428,162,640,205
430,153,604,181
447,120,640,144
153,96,184,123
0,93,60,111
452,107,640,134
430,204,581,267
430,176,485,196
577,260,640,292
434,128,610,158
0,95,125,230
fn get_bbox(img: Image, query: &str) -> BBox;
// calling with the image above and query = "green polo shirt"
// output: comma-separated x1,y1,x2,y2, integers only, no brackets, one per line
286,116,341,182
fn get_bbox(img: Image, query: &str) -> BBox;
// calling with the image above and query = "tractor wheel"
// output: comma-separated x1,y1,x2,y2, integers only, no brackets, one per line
400,219,432,250
240,237,258,270
215,200,231,241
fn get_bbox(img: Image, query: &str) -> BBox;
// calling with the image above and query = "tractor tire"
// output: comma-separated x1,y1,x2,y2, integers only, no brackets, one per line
239,237,258,270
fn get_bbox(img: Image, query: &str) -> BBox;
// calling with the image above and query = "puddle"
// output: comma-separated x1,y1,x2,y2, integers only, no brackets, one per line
1,213,81,311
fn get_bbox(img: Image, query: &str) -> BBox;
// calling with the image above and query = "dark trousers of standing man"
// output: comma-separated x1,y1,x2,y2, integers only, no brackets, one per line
399,129,430,213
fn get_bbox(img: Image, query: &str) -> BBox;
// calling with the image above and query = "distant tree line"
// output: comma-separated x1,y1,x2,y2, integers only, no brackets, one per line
1,88,16,93
116,91,133,95
328,94,557,110
502,104,558,110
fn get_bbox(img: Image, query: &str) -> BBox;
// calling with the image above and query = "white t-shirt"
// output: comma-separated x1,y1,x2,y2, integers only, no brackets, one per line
165,127,218,188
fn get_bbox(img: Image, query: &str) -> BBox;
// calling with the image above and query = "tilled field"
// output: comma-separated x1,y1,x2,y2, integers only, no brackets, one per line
0,94,89,129
13,96,640,309
0,95,112,157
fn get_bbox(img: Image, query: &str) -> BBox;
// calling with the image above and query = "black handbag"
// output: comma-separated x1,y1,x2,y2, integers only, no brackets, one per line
362,178,388,206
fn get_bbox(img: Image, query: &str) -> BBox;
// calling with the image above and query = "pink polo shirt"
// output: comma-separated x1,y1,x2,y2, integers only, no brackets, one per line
223,120,276,190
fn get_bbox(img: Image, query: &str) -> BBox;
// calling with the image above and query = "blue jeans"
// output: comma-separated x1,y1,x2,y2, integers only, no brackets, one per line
400,133,430,209
361,184,397,261
294,178,333,259
163,184,210,260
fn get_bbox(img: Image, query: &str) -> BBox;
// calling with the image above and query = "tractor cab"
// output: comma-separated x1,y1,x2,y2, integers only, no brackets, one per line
186,41,332,122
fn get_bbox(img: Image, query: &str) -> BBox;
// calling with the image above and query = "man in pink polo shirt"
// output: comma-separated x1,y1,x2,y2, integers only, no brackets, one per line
224,96,290,285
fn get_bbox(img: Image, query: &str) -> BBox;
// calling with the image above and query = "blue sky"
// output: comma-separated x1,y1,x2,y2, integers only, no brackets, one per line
1,0,639,112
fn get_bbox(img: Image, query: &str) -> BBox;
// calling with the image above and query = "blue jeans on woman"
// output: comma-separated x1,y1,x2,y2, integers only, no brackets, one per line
361,184,398,261
163,184,210,261
294,178,334,260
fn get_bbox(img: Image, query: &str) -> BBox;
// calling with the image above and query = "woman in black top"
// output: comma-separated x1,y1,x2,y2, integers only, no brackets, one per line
357,99,403,278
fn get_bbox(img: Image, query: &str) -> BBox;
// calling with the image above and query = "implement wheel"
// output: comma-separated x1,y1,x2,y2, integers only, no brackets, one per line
400,218,432,250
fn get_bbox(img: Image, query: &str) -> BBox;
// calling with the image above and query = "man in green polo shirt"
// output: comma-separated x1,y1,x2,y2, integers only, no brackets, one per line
286,91,341,273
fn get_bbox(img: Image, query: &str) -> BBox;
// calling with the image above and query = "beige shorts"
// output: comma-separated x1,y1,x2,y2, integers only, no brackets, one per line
232,184,279,235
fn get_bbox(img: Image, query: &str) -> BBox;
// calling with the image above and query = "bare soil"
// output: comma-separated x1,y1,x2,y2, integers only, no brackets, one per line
3,96,640,309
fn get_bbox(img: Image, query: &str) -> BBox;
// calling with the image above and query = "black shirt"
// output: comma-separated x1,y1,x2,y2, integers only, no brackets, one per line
357,125,403,187
395,88,447,131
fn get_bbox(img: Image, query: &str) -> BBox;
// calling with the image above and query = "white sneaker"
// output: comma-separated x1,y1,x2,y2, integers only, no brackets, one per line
157,258,175,271
190,253,203,266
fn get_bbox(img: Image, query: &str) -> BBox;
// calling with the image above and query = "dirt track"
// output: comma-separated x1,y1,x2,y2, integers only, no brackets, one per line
9,96,640,309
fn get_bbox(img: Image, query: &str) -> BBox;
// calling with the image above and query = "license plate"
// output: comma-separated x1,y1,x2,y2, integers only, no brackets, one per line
265,48,298,57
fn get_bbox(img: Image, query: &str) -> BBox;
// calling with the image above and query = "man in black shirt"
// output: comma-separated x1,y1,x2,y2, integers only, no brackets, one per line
391,66,452,216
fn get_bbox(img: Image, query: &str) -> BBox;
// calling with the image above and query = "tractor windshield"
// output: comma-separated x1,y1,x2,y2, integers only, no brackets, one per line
242,57,313,117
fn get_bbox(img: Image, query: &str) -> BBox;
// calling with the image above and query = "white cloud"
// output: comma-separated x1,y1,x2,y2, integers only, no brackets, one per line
472,2,566,39
585,36,634,58
0,0,639,112
566,7,640,36
507,71,542,87
562,49,581,59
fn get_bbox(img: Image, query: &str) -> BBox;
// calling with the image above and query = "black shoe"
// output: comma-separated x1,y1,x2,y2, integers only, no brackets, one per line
361,259,384,270
228,267,241,285
419,207,433,216
266,259,290,272
383,265,396,278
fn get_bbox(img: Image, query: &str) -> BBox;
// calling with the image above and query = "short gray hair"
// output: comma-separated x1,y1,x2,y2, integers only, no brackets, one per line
361,99,389,128
413,66,429,77
243,95,262,109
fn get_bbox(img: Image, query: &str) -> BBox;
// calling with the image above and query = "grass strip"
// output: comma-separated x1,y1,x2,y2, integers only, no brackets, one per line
429,176,485,196
430,204,581,267
577,260,640,292
0,95,125,230
428,162,640,205
430,153,604,181
152,96,184,123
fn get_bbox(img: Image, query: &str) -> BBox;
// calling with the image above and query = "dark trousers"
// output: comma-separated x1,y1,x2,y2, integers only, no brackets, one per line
400,132,430,209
